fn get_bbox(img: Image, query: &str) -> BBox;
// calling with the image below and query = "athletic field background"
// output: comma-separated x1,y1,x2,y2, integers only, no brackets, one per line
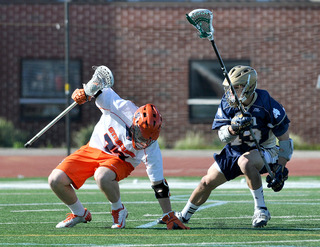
0,149,319,246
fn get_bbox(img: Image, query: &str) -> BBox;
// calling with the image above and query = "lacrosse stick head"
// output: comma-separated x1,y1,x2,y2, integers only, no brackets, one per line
186,9,214,41
84,65,114,96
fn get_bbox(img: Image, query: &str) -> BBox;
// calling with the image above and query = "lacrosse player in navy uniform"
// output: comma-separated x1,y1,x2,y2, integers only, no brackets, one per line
177,65,293,227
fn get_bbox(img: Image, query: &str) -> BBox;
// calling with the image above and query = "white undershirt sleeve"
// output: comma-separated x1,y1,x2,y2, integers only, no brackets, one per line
218,125,237,143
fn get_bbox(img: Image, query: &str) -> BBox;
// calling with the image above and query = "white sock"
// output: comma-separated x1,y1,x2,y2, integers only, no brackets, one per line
67,199,85,216
250,186,266,210
111,198,123,210
181,200,200,220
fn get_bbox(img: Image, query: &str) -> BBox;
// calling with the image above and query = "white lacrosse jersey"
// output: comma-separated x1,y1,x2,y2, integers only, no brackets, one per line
88,88,164,182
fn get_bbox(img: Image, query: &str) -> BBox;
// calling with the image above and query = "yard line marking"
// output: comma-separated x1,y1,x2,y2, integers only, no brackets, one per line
1,180,320,189
2,233,320,237
285,218,320,221
1,239,320,246
208,215,320,220
136,201,228,228
135,220,159,228
143,214,162,217
2,199,320,208
11,209,65,212
0,201,158,207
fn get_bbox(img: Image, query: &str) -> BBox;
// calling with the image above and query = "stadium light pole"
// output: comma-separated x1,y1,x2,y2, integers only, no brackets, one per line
64,0,71,155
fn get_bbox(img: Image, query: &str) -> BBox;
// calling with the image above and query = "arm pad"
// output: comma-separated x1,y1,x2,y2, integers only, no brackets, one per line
218,125,237,143
278,138,294,161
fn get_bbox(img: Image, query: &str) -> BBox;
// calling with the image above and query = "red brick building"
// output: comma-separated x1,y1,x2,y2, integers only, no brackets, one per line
1,1,320,147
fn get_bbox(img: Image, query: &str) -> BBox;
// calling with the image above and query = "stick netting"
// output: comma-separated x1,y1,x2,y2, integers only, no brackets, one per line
186,9,214,40
84,65,114,96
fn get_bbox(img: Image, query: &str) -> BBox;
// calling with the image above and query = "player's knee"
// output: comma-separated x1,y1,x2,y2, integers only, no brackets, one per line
200,176,215,190
94,167,116,185
238,160,259,177
239,151,264,173
48,169,68,189
48,174,55,189
238,155,251,170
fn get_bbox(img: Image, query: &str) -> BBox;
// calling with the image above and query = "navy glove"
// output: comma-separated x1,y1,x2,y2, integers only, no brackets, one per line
231,111,253,135
266,164,289,192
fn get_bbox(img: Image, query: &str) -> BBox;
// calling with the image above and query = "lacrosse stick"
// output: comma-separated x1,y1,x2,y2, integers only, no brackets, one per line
24,65,114,148
186,9,274,179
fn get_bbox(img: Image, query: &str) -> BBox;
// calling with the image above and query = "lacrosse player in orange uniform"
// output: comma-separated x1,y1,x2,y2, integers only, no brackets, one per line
48,66,189,230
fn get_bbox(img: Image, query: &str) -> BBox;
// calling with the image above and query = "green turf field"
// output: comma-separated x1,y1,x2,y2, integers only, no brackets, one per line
0,176,320,246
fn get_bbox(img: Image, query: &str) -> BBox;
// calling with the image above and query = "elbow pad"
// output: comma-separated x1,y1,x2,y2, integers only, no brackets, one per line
151,179,170,199
218,125,237,143
278,138,294,161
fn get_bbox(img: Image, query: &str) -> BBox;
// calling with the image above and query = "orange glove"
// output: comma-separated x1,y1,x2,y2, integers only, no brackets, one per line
161,211,190,230
71,89,91,105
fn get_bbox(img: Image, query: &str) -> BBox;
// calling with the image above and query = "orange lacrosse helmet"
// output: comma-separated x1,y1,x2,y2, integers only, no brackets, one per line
131,104,162,150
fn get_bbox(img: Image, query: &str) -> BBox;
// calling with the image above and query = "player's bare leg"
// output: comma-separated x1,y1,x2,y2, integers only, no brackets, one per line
190,165,227,206
177,164,227,223
237,150,264,190
48,169,91,228
94,167,128,228
237,150,271,227
94,167,120,203
48,169,78,205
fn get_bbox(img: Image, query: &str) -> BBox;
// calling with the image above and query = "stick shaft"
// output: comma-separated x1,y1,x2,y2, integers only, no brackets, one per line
210,39,274,179
24,101,78,147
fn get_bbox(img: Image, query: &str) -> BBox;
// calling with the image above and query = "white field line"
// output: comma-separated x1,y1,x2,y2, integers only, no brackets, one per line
2,181,320,232
1,180,320,190
136,201,228,228
0,201,159,207
2,198,320,207
1,239,320,246
10,209,65,212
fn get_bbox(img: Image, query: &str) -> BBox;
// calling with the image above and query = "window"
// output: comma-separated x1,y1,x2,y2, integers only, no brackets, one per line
188,59,250,123
20,59,82,120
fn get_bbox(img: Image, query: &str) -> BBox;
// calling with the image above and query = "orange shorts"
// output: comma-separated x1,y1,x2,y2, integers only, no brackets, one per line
56,144,134,189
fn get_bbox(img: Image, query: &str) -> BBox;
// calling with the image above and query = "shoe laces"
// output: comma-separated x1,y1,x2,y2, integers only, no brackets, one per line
63,213,77,222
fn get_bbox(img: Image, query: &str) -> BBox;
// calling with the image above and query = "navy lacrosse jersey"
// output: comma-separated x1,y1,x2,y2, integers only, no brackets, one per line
212,89,290,180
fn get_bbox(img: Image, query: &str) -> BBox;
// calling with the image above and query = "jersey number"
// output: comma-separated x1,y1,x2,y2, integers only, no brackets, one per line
232,128,262,147
103,126,135,159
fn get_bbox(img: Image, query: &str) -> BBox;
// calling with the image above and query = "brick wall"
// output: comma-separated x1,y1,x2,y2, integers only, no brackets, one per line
1,2,319,147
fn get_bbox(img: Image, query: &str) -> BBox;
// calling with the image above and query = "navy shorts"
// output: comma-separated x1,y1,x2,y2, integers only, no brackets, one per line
214,146,273,181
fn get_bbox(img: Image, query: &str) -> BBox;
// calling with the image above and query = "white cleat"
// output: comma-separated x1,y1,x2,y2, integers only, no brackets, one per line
252,208,271,228
56,208,92,228
111,204,128,229
175,211,189,224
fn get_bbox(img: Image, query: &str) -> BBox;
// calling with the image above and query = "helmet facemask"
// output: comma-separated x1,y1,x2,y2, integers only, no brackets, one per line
131,104,162,150
131,124,156,150
223,66,257,108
